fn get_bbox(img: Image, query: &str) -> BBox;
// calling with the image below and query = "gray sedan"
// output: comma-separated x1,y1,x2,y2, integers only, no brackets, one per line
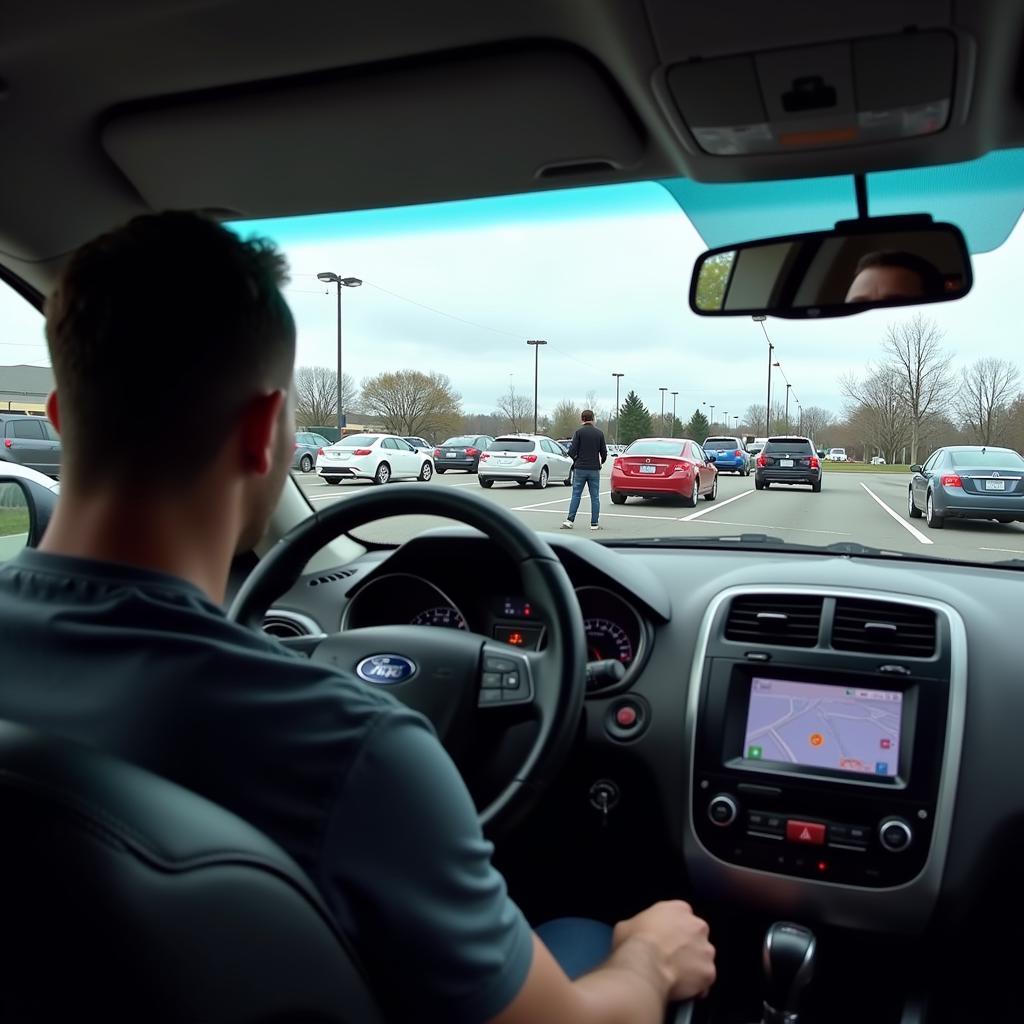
909,446,1024,529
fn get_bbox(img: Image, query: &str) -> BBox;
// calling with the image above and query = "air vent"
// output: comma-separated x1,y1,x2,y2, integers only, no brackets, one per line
261,614,311,639
725,594,824,648
832,599,936,657
307,569,356,587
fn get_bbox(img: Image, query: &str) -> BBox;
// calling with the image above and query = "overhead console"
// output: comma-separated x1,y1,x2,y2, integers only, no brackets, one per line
685,586,966,932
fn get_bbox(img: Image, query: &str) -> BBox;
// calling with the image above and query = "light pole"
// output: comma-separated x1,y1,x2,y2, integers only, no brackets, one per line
659,387,668,435
733,415,740,431
671,391,678,437
526,339,547,434
316,272,362,435
612,372,624,443
753,315,772,436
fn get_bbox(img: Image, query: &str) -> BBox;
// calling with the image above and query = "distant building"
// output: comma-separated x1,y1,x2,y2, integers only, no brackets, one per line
0,364,53,414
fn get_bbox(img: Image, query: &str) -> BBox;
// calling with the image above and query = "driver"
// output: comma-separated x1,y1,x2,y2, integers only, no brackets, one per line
844,249,946,303
0,213,715,1024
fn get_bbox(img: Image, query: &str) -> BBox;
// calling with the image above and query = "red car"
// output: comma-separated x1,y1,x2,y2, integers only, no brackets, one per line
610,438,718,507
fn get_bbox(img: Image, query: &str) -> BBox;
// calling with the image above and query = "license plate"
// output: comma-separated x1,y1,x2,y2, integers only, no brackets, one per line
446,452,457,458
640,464,657,474
986,479,1006,491
330,454,349,462
780,459,794,467
498,458,514,465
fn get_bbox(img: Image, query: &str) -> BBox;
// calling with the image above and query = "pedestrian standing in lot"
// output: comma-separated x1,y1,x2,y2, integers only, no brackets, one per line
562,409,607,530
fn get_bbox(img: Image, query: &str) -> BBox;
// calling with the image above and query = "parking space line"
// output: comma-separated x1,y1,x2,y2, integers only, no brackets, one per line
514,507,686,522
860,483,933,545
513,490,611,511
695,518,851,537
979,546,1024,554
678,488,754,521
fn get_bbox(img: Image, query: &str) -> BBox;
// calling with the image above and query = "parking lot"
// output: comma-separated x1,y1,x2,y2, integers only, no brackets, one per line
295,466,1024,563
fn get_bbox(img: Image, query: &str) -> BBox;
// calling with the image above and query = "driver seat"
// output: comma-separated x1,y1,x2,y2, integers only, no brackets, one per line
0,719,384,1023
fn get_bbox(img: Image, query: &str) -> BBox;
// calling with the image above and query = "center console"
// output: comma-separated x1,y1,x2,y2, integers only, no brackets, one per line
685,586,966,932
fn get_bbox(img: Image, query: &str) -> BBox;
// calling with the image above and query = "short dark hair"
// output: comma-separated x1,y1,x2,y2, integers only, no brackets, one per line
46,212,295,486
581,409,595,422
853,250,945,298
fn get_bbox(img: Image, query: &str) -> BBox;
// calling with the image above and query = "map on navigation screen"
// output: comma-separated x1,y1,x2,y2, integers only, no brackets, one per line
743,677,902,777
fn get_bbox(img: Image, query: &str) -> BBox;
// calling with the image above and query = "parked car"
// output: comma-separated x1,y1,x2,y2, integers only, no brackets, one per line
402,436,434,457
908,446,1024,529
871,456,888,465
293,431,332,473
702,435,750,476
316,433,434,485
826,447,849,462
433,435,493,473
755,436,822,492
0,414,61,478
478,435,574,489
555,438,573,456
610,437,718,507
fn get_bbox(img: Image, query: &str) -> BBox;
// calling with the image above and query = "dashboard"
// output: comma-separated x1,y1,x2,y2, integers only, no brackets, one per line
262,525,1024,1013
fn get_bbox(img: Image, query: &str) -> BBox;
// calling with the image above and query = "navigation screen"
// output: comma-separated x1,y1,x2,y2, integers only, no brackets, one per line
743,677,902,777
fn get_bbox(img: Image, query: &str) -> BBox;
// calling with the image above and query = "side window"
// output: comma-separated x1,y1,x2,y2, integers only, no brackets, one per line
43,421,60,442
922,452,940,473
12,419,44,440
381,438,397,450
399,440,416,452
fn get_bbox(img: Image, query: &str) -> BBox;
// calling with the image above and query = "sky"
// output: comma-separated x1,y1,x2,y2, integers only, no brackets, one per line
2,156,1022,426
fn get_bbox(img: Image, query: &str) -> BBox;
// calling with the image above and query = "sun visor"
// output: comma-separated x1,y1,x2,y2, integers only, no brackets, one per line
101,47,646,219
667,30,956,156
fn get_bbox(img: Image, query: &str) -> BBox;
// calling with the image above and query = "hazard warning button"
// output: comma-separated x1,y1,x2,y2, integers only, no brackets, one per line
785,820,826,845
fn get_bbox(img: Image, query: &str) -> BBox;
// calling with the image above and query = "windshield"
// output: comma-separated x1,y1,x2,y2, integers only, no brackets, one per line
335,434,378,447
949,449,1024,468
7,149,1014,561
624,441,687,457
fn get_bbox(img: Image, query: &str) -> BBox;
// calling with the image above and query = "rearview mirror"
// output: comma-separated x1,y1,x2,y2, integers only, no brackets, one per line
690,215,971,319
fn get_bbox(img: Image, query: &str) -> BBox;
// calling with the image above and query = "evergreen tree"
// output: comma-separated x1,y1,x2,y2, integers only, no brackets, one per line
616,390,652,444
684,408,710,440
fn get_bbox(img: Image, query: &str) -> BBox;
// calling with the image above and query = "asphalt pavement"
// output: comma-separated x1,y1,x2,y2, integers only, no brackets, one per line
294,465,1024,564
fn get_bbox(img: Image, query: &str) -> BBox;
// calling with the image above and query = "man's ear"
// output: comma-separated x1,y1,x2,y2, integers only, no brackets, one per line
238,390,286,475
46,391,60,432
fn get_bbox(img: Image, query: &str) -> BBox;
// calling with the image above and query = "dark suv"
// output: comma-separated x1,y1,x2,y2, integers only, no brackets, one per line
754,436,821,492
0,414,61,478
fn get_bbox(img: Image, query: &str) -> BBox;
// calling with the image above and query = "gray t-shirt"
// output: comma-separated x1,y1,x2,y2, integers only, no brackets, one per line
0,549,533,1023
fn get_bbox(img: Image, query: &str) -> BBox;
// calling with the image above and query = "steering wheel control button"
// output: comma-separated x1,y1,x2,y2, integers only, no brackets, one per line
879,818,913,852
481,672,502,689
478,688,503,706
484,655,517,673
604,697,648,741
786,819,826,845
502,672,521,689
708,794,738,827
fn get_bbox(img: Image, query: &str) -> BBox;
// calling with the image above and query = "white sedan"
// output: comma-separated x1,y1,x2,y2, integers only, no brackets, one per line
316,433,434,485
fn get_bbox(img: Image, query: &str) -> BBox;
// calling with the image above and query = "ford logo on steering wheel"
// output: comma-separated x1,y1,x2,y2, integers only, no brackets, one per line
356,654,418,685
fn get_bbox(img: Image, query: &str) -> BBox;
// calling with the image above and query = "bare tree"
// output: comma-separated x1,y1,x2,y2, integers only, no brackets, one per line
496,384,532,433
550,399,581,439
954,357,1020,444
294,365,357,428
842,366,912,464
883,314,954,463
360,370,462,439
797,405,837,445
741,404,766,436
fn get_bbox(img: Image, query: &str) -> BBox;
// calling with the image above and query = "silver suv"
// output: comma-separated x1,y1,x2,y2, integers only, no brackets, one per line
478,435,574,489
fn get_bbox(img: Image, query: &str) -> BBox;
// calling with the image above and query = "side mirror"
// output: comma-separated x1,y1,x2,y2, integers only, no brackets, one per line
706,452,717,462
0,476,56,562
910,464,924,474
690,215,971,319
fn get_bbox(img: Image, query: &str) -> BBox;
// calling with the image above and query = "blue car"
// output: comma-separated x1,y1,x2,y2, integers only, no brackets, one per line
293,431,332,472
702,435,751,475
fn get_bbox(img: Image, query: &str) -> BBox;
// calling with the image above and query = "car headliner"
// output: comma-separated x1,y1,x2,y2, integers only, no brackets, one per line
2,0,1023,295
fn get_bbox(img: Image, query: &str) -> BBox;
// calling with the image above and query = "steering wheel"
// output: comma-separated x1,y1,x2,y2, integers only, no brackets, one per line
228,484,588,832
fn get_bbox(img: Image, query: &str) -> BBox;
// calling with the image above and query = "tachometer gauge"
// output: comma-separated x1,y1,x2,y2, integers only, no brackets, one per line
410,605,468,630
584,617,634,665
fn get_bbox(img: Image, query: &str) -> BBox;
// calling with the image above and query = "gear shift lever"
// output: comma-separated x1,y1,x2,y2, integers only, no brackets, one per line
761,922,816,1024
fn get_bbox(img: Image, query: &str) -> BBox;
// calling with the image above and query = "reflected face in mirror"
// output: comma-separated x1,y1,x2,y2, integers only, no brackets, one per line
844,251,945,304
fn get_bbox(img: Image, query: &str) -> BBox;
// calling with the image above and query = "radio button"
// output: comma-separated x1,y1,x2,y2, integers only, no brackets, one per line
708,794,738,827
786,820,826,845
748,810,784,835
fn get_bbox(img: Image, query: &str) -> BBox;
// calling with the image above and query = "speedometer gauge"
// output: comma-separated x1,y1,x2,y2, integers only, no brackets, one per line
584,617,634,665
410,605,468,630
